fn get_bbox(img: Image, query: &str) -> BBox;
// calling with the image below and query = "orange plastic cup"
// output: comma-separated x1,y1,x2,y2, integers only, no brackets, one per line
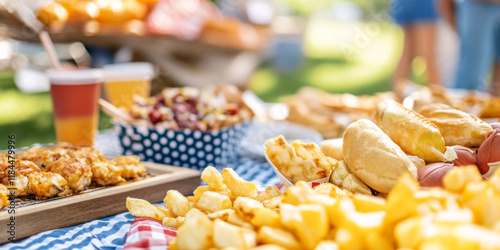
103,62,154,109
47,69,103,146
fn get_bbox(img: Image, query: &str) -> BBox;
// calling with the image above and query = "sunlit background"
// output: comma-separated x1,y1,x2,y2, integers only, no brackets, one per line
0,0,442,148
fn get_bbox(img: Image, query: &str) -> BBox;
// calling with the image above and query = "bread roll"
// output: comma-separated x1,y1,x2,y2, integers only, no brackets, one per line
418,103,493,147
478,97,500,118
320,138,343,161
343,119,417,193
375,99,446,162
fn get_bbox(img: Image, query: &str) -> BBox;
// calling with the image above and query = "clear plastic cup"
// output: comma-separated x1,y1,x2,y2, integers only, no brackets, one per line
103,62,154,109
47,69,103,146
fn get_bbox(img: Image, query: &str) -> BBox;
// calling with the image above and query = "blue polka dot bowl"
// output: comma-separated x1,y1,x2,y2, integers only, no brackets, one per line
115,121,252,170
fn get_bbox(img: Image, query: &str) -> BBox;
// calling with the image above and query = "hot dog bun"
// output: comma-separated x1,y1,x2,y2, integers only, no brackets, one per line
418,103,492,147
375,99,446,162
343,119,417,193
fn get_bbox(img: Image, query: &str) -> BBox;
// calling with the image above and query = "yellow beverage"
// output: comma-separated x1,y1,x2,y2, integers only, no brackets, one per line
54,115,98,146
104,80,151,109
103,62,154,109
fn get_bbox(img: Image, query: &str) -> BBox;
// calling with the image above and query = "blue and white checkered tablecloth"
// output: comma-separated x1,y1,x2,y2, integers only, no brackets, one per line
1,131,281,250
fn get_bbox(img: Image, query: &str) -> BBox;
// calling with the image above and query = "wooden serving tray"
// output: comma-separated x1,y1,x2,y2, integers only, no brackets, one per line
0,162,201,243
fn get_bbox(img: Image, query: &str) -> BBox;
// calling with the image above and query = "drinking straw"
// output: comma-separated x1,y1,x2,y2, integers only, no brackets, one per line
98,98,134,124
39,30,62,70
11,1,62,70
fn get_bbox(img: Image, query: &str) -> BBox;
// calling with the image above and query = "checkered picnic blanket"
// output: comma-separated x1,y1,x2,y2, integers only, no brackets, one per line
123,217,177,250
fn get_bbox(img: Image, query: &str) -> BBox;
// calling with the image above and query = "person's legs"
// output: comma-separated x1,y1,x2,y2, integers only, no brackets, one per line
391,28,414,98
411,23,441,87
491,7,500,96
454,0,495,91
491,62,500,96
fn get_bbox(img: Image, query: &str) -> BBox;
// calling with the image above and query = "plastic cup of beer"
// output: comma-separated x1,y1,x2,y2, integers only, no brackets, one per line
47,69,103,147
103,62,154,109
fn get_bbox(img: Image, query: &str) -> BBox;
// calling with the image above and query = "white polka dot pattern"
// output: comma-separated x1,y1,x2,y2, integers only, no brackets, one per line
116,121,251,170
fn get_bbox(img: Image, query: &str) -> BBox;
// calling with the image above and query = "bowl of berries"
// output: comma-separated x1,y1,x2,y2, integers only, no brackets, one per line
114,84,254,170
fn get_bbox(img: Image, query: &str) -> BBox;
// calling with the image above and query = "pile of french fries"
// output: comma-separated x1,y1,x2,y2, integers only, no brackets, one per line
126,165,500,250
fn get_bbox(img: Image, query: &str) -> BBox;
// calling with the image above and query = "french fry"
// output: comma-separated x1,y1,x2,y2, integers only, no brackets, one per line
257,226,301,250
305,194,336,224
383,174,419,229
208,209,234,221
256,186,282,202
292,204,329,249
313,182,349,198
162,217,178,228
443,166,483,193
126,197,165,221
262,196,282,210
185,208,205,222
212,184,236,201
176,213,213,250
279,203,300,231
265,186,282,198
234,197,264,220
334,228,363,250
201,166,225,190
365,232,393,250
156,206,172,217
252,244,287,250
193,186,210,203
338,210,386,240
256,193,274,203
222,168,257,198
251,207,281,228
128,165,500,250
461,181,500,228
177,217,186,227
330,197,356,228
491,168,500,194
314,240,340,250
227,211,254,230
282,181,314,205
186,196,195,203
352,194,386,213
196,191,232,213
164,190,190,217
169,239,178,250
213,219,257,249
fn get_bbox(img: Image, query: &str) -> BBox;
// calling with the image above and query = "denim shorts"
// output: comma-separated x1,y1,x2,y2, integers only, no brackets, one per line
454,0,500,90
391,0,439,25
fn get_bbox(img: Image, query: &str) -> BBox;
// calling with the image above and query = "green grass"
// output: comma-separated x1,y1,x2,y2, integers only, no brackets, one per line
249,20,427,102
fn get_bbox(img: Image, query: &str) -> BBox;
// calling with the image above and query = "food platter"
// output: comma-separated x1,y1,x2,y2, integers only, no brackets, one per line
0,161,200,243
